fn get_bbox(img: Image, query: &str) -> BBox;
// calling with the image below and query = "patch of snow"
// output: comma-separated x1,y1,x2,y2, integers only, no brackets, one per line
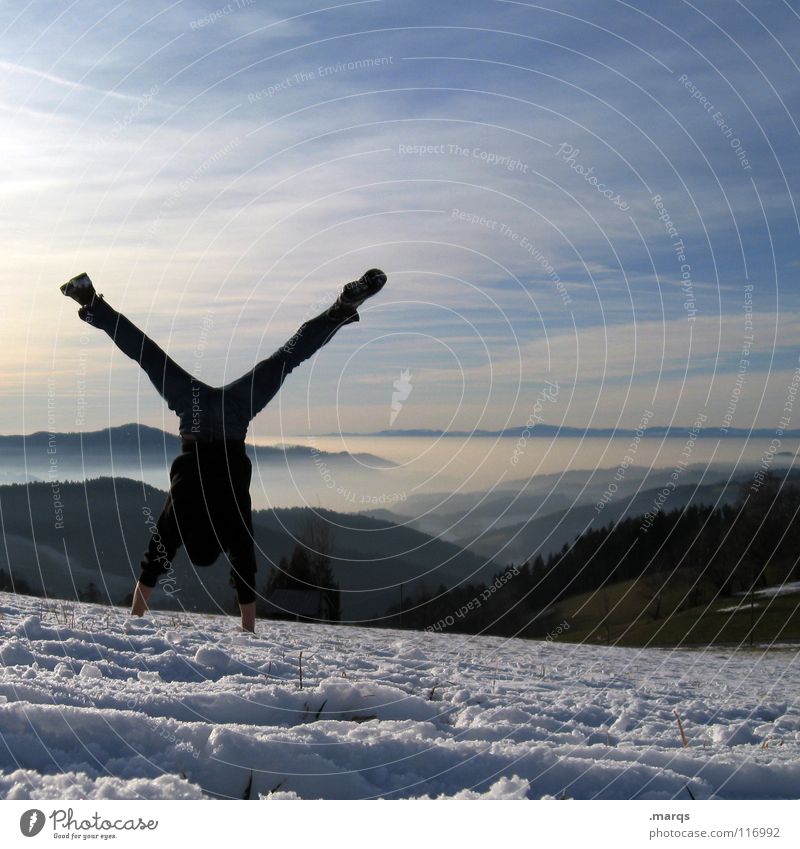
716,603,760,614
710,722,761,747
0,640,35,667
755,581,800,598
137,670,162,683
193,646,231,672
435,775,530,799
734,581,800,599
79,663,103,679
0,591,797,800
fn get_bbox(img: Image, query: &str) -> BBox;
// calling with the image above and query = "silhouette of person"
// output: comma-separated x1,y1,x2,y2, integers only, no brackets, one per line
61,270,387,631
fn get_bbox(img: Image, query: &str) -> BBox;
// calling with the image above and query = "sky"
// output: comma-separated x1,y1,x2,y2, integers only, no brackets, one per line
2,0,800,440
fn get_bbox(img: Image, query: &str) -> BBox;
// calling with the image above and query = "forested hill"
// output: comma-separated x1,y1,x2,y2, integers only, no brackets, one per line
389,473,800,643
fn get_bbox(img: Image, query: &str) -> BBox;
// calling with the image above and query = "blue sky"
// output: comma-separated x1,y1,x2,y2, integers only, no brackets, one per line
3,0,800,438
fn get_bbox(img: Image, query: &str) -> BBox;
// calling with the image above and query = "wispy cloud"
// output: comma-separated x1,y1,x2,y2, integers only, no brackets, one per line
0,59,138,101
2,0,799,436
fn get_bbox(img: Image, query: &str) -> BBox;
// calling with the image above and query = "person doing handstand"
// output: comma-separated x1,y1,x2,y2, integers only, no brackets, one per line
60,269,387,632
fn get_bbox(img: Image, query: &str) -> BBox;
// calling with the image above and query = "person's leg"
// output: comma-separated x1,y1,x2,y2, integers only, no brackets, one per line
221,268,387,425
80,295,194,415
222,307,357,423
133,496,179,616
135,451,202,609
221,451,258,631
138,488,183,598
229,529,257,633
172,448,223,567
174,444,257,630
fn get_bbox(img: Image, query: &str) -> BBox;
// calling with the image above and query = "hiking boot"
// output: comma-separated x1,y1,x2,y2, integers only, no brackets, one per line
328,268,387,321
339,268,387,309
60,273,96,307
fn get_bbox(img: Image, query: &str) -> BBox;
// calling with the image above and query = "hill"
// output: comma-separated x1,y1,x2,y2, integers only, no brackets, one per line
553,576,800,647
455,476,747,562
386,472,800,646
0,476,497,621
360,464,767,551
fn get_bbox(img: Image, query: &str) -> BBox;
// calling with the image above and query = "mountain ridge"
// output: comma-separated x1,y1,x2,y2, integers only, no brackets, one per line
320,425,800,439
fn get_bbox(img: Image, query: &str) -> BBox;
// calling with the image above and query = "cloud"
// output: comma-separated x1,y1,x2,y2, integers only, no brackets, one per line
0,59,138,101
2,0,799,435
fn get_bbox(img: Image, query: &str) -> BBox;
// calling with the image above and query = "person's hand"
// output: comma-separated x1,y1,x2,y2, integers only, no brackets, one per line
131,581,153,617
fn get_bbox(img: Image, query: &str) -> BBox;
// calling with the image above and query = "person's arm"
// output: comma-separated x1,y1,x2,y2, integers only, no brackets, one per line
228,511,258,633
229,553,257,633
239,601,256,633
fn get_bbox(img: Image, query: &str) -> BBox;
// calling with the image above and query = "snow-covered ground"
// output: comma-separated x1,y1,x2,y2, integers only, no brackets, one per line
0,591,798,800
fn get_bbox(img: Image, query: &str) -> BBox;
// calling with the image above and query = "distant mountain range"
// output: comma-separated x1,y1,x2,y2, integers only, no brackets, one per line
0,423,394,484
322,425,800,440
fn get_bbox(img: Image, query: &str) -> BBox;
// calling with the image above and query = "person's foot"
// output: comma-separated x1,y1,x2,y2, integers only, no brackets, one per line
60,273,96,307
339,268,387,310
327,269,387,322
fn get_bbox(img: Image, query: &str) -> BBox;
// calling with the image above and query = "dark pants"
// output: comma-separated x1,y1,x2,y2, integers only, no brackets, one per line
141,440,257,602
81,296,355,604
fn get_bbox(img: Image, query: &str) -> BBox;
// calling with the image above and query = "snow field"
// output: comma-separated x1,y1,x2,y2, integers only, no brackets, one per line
0,592,798,800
